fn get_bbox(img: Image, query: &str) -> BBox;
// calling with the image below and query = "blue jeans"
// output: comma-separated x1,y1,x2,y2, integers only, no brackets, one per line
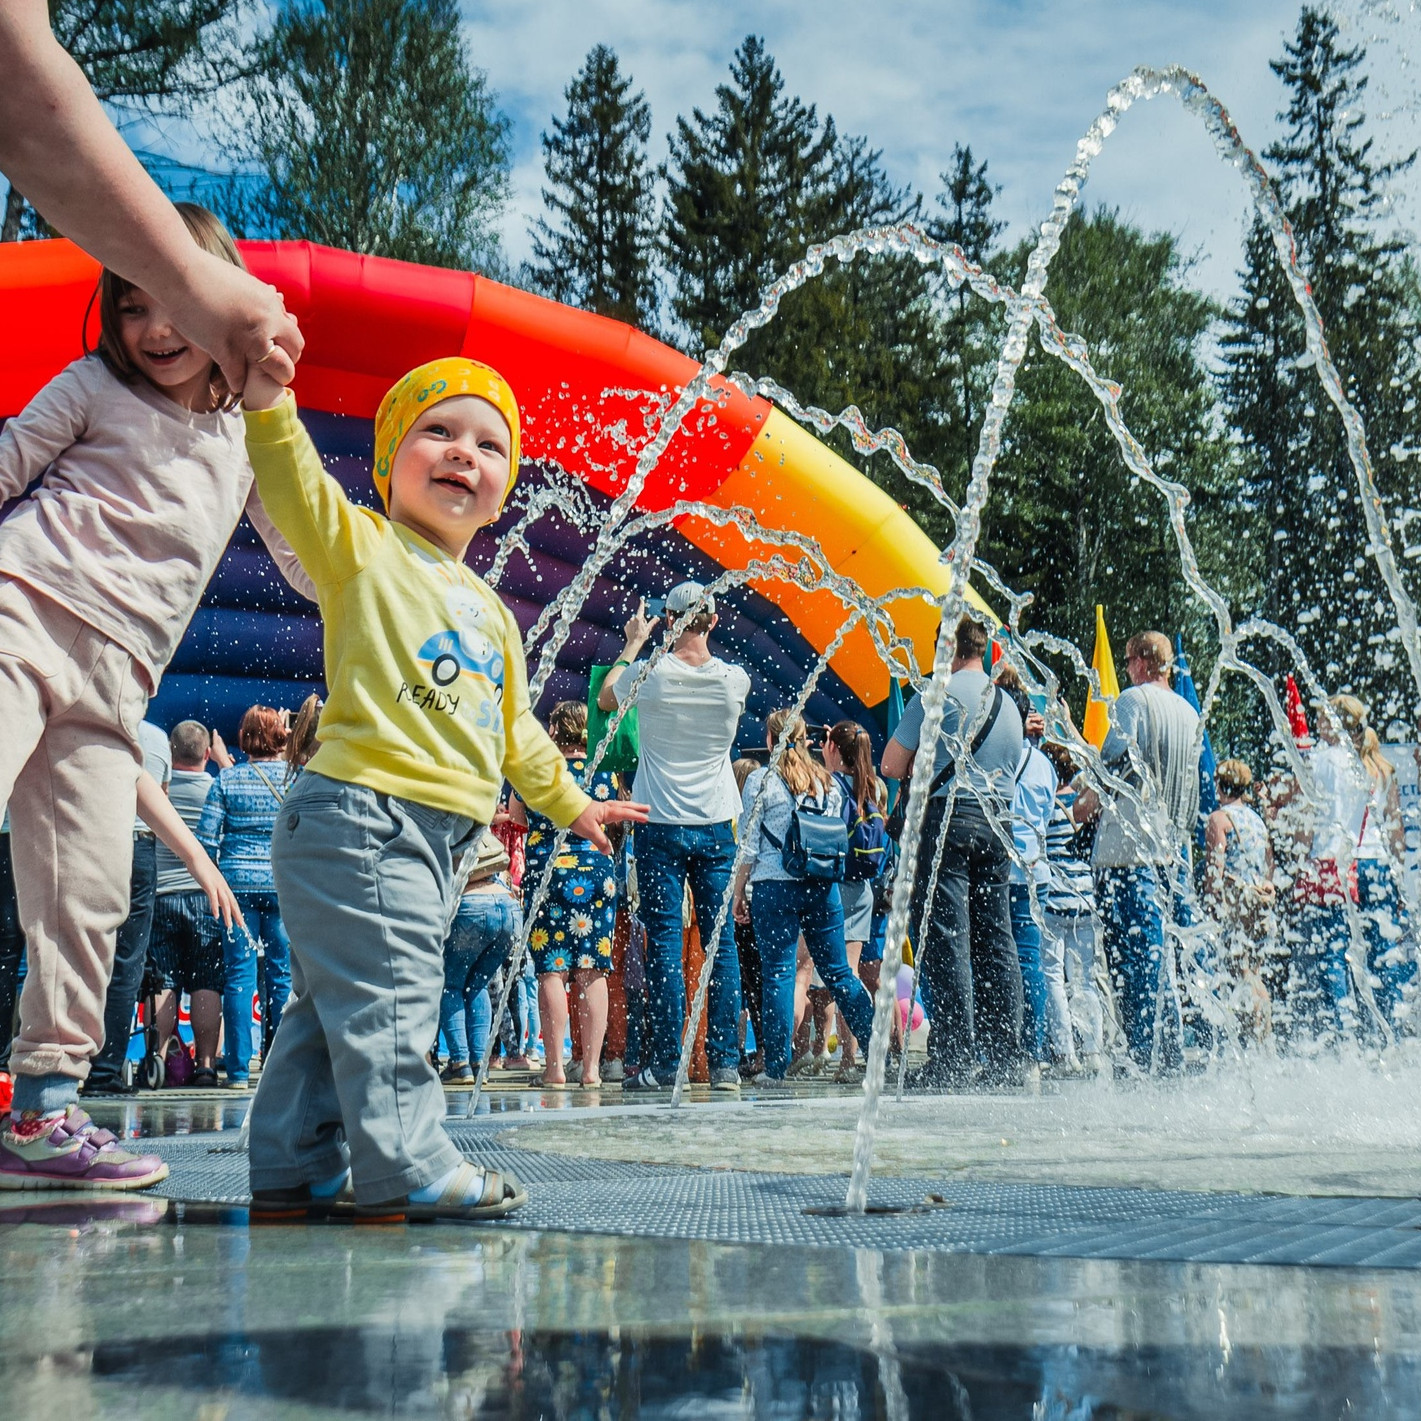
907,799,1022,1079
1354,862,1417,1036
86,834,156,1089
751,878,874,1078
1290,901,1353,1043
634,821,742,1075
440,891,518,1065
1010,884,1047,1062
1096,864,1184,1073
223,890,290,1079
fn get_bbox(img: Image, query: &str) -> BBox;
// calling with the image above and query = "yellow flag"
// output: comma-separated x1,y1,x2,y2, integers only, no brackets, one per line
1082,603,1119,749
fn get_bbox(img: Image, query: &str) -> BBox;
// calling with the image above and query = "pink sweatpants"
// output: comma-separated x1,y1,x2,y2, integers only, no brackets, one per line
0,579,147,1081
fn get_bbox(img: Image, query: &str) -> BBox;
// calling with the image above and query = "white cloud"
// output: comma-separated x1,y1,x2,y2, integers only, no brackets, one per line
460,0,1420,304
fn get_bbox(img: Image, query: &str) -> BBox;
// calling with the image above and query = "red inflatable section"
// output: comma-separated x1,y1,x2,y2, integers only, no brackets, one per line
0,238,769,513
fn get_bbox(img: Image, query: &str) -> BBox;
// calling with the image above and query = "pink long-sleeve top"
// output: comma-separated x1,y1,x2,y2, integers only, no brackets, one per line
0,356,314,690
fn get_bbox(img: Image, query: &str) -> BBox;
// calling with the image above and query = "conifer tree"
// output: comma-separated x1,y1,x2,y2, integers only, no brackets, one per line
221,0,511,271
929,145,1007,490
985,210,1236,657
662,35,837,353
528,45,657,326
1219,6,1420,715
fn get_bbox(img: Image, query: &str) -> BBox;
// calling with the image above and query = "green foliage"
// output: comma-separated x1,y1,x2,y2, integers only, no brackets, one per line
2,0,252,241
220,0,511,272
661,35,838,354
927,145,1008,513
1219,5,1421,728
528,45,658,326
983,210,1243,669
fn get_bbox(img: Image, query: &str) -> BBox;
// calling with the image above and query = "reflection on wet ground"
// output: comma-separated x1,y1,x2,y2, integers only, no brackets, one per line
0,1099,1417,1418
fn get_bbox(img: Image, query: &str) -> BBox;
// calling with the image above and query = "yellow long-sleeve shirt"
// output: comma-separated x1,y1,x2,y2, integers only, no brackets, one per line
244,395,589,829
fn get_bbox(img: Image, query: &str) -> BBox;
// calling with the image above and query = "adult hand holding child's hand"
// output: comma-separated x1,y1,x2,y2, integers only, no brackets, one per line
570,797,650,855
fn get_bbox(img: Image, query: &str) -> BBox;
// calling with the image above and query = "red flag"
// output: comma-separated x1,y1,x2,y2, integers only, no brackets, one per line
1284,674,1313,749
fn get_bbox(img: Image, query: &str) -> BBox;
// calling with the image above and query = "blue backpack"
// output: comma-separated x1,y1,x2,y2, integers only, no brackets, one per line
762,780,849,882
835,772,890,881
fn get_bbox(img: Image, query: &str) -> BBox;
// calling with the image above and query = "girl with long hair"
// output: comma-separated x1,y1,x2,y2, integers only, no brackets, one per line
510,700,619,1088
0,204,304,1186
822,720,882,1081
732,710,874,1085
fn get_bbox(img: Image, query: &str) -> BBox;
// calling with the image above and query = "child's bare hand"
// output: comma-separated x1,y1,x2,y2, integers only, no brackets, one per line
191,856,245,932
242,359,289,412
570,798,649,854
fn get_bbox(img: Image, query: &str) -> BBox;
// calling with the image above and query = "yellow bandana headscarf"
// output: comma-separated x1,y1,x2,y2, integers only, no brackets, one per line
372,356,521,515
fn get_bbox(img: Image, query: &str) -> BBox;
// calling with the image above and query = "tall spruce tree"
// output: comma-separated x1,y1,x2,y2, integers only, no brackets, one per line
1219,6,1420,717
929,145,1007,495
528,46,657,326
661,40,948,538
662,35,837,353
221,0,511,271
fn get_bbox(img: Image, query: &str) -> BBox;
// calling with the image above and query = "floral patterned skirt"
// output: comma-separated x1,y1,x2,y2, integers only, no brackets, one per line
527,855,617,974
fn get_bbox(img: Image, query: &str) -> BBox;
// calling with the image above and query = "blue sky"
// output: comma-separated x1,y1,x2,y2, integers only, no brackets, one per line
461,0,1421,303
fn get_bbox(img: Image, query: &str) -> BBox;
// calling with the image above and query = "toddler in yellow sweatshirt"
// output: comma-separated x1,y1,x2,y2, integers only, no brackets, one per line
240,355,646,1221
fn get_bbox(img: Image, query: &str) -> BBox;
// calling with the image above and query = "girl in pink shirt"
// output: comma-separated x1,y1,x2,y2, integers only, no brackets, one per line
0,204,306,1191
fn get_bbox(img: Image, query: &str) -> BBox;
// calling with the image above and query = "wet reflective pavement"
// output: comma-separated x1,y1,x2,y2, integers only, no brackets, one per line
1,1099,1418,1417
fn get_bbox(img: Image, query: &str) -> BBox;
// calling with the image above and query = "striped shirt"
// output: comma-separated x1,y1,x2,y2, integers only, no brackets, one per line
1043,797,1095,917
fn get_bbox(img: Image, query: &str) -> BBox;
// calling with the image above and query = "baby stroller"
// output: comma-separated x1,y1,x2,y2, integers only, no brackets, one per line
119,963,189,1091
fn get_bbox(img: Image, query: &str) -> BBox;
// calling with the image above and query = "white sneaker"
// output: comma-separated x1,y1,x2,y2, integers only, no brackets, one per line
750,1072,793,1091
603,1059,624,1083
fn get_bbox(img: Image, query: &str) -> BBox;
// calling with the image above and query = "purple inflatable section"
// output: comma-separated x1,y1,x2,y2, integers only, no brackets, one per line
146,411,881,751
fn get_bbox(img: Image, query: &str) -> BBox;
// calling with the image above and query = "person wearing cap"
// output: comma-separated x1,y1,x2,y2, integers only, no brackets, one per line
597,581,750,1090
238,355,648,1220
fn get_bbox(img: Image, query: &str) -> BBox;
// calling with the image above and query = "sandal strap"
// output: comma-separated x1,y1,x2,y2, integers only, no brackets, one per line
436,1161,504,1209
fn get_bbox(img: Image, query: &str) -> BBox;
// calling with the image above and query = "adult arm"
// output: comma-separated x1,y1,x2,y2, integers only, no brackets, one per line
0,0,302,390
880,740,914,781
881,693,921,782
1202,808,1228,900
1098,687,1142,769
732,861,752,924
597,601,660,712
1384,771,1406,866
136,770,242,929
193,771,226,860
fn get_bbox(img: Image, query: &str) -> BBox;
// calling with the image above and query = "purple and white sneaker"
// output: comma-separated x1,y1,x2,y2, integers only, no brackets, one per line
0,1105,169,1191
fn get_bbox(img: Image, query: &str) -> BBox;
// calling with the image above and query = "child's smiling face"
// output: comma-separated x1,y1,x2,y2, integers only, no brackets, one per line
388,395,512,558
117,286,217,411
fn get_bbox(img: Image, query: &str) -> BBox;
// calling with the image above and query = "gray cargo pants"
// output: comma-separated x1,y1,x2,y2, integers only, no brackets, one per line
248,770,479,1204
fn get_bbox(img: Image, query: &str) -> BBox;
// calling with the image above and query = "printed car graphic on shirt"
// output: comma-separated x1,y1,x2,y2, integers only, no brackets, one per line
415,585,506,692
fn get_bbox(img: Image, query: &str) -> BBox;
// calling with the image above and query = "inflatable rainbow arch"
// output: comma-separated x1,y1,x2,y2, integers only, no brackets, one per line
0,239,985,743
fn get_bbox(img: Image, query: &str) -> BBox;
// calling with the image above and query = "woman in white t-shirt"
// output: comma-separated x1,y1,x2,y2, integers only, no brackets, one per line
732,710,875,1085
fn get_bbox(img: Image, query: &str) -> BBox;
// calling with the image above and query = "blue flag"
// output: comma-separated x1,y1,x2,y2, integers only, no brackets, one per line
884,676,906,811
1174,635,1218,844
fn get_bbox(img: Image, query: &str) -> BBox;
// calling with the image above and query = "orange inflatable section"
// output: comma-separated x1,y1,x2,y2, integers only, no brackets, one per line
0,238,973,703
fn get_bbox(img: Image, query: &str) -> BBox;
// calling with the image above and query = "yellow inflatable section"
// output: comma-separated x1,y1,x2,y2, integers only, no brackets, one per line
682,407,994,704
